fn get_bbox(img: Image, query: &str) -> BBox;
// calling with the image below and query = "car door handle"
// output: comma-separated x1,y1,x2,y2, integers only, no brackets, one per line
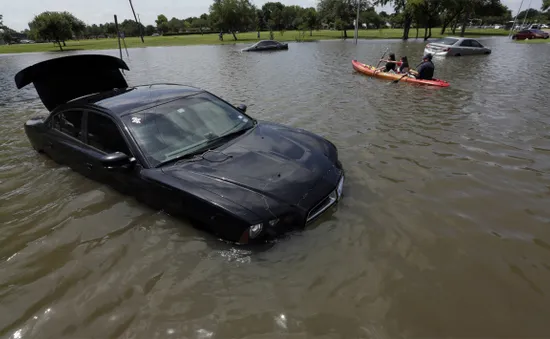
86,163,93,170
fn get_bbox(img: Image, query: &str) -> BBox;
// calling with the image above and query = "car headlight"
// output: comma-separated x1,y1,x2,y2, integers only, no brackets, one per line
337,176,344,198
249,223,263,239
248,218,279,239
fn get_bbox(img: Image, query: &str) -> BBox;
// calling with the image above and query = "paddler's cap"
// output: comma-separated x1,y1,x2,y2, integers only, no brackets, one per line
423,53,433,60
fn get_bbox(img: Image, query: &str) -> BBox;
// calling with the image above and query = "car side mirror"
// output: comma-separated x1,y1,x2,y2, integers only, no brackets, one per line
100,152,136,171
237,104,247,113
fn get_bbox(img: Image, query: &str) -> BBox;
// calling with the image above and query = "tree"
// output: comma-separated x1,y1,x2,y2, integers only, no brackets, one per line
374,0,413,39
28,11,77,50
209,0,256,41
516,8,540,21
303,8,319,35
167,17,183,33
318,0,369,39
2,30,13,44
0,14,6,43
62,11,86,39
145,24,155,35
120,19,145,36
255,9,265,34
262,2,285,31
155,14,168,33
361,8,384,29
543,0,550,11
192,18,209,34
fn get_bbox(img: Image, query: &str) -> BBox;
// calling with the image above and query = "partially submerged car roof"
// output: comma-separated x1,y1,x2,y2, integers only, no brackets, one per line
14,54,129,111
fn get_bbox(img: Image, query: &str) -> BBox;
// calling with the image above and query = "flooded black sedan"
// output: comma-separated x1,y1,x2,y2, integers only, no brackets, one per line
241,40,289,52
15,54,344,244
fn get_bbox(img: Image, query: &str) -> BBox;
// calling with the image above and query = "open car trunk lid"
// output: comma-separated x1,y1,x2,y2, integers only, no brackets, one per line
14,54,129,111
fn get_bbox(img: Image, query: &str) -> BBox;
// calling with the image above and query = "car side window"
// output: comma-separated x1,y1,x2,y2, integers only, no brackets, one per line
51,110,84,139
471,40,482,48
87,112,131,155
460,40,472,47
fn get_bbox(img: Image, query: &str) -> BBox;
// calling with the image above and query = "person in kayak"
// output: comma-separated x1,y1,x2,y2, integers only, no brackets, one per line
409,54,434,80
397,56,409,73
377,53,397,72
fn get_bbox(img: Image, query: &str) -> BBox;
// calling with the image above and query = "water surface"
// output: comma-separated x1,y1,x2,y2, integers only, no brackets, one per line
1,37,550,338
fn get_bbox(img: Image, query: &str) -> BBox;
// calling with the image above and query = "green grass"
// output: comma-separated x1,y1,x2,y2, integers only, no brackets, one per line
0,28,509,54
514,38,550,44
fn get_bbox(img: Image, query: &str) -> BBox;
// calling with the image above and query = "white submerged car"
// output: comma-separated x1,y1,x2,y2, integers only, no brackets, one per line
424,37,492,57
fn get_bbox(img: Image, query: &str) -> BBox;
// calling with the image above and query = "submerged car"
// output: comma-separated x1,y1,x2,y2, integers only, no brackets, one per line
241,40,289,52
15,54,344,244
424,37,491,56
512,29,550,40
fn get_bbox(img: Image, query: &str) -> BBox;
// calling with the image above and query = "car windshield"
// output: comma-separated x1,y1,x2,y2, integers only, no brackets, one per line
434,37,459,45
123,92,255,167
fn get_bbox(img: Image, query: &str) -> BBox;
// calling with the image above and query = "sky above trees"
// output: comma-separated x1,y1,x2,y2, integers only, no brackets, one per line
2,0,543,31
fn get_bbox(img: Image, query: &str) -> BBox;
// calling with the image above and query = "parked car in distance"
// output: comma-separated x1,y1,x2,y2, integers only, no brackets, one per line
424,37,491,56
241,40,288,52
512,29,550,40
14,54,344,244
541,24,549,29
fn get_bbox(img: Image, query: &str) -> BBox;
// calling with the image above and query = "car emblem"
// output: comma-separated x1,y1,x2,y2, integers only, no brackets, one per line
131,117,141,124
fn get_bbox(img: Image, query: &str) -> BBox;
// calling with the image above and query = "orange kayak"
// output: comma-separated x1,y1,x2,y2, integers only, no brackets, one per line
352,60,450,87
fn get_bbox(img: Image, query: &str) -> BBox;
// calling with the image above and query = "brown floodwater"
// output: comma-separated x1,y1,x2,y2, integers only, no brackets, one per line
1,37,550,338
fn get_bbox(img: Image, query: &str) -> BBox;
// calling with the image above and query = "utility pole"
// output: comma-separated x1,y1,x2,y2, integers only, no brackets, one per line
114,15,123,61
355,0,360,44
508,0,525,38
129,0,144,43
520,0,533,29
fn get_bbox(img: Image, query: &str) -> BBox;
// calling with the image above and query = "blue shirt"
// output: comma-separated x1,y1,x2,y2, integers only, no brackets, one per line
416,61,435,80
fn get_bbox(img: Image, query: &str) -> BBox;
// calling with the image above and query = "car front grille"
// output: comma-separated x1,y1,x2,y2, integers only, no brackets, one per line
306,190,338,223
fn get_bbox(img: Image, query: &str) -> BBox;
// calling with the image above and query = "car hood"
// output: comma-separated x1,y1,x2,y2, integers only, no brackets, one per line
161,122,339,208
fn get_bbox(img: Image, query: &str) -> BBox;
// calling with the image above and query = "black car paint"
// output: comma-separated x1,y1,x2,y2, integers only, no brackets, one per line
242,40,289,52
16,55,343,243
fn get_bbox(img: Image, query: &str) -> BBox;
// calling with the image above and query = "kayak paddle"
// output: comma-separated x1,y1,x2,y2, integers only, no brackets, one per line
375,48,389,68
390,62,422,84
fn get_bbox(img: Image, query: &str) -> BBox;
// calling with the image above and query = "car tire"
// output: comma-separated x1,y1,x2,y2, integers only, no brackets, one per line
455,53,461,56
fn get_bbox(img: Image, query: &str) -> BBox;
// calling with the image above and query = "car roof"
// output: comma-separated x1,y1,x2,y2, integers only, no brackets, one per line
69,84,203,116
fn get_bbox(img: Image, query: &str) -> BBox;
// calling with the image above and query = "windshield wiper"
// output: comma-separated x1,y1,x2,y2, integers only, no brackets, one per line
156,148,210,168
156,124,255,168
209,125,254,144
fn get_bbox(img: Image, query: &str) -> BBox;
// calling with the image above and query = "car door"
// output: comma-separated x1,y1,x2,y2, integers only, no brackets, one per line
517,30,529,39
458,39,474,55
469,39,486,54
42,109,90,174
81,110,140,193
82,111,177,210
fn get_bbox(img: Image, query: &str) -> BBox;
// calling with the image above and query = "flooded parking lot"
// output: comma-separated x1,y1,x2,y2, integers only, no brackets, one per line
1,37,550,338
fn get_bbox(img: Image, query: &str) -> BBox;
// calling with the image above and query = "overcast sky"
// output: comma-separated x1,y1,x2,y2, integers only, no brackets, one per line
2,0,543,31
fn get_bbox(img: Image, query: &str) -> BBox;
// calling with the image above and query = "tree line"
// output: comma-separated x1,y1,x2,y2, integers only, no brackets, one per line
1,0,549,47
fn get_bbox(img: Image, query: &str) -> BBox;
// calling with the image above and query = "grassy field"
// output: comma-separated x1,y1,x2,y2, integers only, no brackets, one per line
0,28,509,54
